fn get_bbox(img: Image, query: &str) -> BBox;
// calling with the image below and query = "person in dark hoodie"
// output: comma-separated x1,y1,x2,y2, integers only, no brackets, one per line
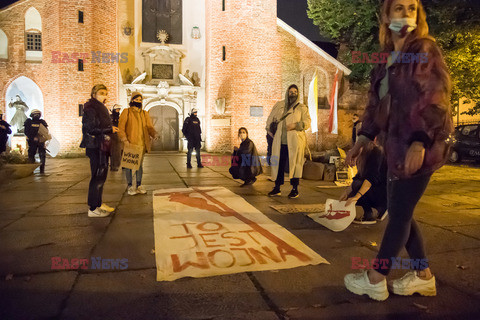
109,104,122,171
229,127,263,186
24,109,49,173
265,84,311,198
0,110,12,154
182,108,203,169
80,84,118,218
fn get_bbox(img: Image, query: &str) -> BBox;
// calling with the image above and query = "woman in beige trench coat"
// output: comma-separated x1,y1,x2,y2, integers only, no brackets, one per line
266,84,311,198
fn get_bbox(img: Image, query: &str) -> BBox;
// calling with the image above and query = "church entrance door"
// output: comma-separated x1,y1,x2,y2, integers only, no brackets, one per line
148,105,179,151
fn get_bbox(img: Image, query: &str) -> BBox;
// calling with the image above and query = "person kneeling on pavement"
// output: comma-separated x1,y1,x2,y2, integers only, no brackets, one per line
118,92,158,196
24,109,49,174
339,140,387,224
229,127,263,186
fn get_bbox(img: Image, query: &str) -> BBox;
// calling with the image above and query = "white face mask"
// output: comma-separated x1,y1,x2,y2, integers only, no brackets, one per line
389,18,417,37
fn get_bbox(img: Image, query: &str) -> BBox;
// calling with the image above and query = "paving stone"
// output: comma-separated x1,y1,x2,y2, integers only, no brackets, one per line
0,272,78,320
62,270,270,320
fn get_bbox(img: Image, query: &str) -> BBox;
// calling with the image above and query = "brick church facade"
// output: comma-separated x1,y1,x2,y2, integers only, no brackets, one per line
0,0,366,155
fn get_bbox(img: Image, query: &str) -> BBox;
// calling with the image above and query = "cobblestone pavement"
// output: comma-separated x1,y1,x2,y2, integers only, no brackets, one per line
0,154,479,319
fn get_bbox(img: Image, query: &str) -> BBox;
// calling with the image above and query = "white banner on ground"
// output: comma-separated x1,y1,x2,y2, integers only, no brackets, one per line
308,199,355,232
153,187,329,281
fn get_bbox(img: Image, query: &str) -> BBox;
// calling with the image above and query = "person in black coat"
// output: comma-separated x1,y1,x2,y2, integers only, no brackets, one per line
229,127,263,186
182,108,203,168
24,109,48,173
0,110,12,154
109,104,122,171
340,141,387,224
80,84,118,218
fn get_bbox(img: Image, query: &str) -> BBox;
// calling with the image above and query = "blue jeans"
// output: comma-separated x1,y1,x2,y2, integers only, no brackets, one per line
124,163,143,186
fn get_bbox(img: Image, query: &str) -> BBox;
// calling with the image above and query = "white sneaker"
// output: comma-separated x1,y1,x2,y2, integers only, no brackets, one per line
88,208,111,218
100,203,115,213
128,186,137,195
390,271,436,296
136,185,147,194
344,270,389,301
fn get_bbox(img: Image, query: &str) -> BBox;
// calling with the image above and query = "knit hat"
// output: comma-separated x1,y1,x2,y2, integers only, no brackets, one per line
30,109,42,117
130,91,143,102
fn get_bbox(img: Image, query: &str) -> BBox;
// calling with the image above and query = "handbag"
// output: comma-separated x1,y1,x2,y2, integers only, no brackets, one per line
302,143,325,180
269,106,297,135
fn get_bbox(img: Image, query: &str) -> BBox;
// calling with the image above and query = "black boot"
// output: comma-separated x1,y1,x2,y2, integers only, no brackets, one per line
288,186,299,199
39,164,45,174
187,163,193,169
268,186,281,197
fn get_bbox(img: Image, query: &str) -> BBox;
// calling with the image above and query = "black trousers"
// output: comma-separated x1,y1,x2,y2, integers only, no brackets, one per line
86,148,109,211
275,144,299,187
374,173,432,276
348,179,386,218
187,144,202,166
266,134,273,165
28,140,46,170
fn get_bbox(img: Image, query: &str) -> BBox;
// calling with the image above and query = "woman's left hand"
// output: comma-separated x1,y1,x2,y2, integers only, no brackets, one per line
405,142,425,176
286,123,296,131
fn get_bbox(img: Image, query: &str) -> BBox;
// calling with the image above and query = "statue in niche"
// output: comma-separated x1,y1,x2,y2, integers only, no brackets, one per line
8,95,29,134
183,70,192,81
124,68,133,84
191,72,200,87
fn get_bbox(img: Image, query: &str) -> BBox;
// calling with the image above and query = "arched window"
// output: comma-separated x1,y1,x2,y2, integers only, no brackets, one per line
0,29,7,59
25,7,42,61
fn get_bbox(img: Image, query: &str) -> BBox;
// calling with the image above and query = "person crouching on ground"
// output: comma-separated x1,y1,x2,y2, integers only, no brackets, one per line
24,109,49,174
118,92,157,196
266,84,311,198
343,0,453,301
340,140,387,224
80,84,118,218
229,127,263,186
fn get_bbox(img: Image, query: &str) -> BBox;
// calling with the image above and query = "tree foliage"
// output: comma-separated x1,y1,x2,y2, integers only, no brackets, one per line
307,0,480,114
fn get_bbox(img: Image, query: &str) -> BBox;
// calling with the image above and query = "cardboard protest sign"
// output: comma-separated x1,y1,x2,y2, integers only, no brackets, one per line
307,199,356,232
153,187,329,281
121,144,143,171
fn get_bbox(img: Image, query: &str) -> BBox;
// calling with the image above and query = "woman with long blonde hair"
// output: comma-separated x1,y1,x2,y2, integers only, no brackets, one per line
344,0,453,301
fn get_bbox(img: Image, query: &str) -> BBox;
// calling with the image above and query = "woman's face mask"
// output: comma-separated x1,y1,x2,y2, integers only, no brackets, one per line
389,18,417,37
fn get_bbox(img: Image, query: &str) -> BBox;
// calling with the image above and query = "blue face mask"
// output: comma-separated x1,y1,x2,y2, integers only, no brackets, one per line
389,18,417,37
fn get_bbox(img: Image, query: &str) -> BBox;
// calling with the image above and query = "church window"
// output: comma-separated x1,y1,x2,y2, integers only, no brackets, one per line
222,46,226,61
26,33,41,51
142,0,183,44
0,29,8,59
25,7,42,62
222,0,225,11
78,11,84,23
78,59,84,71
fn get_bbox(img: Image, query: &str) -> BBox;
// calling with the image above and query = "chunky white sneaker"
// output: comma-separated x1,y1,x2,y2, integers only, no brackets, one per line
344,270,389,301
128,186,137,196
88,208,110,218
136,185,147,194
390,271,436,296
100,203,115,213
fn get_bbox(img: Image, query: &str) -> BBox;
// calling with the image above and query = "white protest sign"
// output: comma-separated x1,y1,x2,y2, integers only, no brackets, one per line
308,199,356,232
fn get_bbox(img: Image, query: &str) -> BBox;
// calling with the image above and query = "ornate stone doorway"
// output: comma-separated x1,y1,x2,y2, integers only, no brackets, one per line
148,105,179,151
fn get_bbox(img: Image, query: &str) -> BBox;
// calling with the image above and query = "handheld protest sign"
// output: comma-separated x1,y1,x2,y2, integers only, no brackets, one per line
121,144,144,171
45,136,60,157
308,199,355,232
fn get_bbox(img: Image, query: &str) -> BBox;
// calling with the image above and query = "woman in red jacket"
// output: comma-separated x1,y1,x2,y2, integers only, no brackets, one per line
344,0,453,301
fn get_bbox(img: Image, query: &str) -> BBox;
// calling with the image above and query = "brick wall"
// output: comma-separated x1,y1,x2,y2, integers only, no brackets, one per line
205,0,282,154
0,0,118,154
